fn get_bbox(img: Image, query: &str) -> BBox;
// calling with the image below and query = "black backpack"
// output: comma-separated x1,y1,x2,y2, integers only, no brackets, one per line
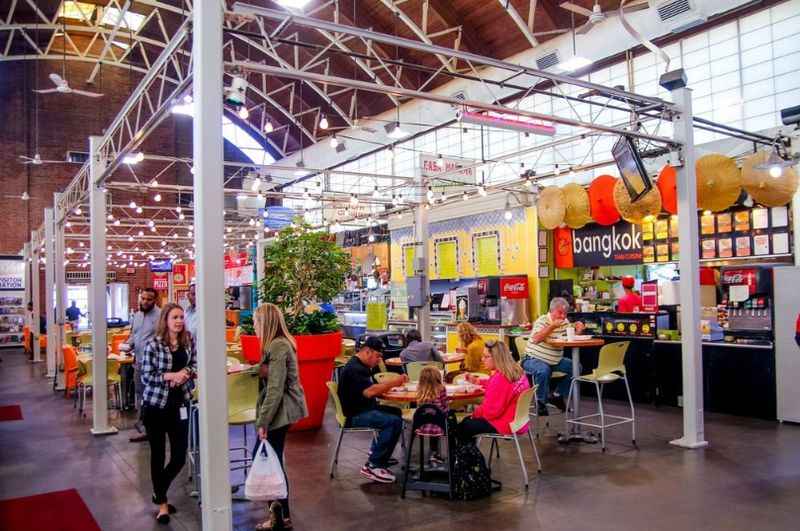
451,441,501,500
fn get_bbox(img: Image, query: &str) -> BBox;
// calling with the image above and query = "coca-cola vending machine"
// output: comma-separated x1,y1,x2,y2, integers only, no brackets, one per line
719,266,773,332
499,276,530,326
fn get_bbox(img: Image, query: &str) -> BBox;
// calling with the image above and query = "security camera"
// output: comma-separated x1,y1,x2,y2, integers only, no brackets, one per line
780,105,800,128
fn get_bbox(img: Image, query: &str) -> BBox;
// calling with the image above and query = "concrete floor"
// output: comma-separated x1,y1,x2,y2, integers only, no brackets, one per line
1,348,799,531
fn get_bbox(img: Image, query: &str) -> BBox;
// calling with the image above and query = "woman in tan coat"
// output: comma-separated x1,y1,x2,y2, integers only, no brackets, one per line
254,303,308,531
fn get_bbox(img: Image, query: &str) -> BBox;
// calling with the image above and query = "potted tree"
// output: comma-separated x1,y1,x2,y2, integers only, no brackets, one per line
259,222,350,430
238,315,261,364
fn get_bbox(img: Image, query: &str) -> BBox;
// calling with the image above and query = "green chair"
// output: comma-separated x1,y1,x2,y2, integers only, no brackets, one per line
405,361,444,382
565,341,635,452
326,381,378,479
227,370,259,471
76,357,122,417
477,386,542,489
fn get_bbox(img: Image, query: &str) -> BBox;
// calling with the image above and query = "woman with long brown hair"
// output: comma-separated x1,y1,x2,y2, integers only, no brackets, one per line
253,303,308,531
141,303,196,525
457,322,487,373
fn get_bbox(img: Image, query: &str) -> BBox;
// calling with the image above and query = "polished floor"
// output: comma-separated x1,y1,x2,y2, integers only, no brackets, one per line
1,348,799,531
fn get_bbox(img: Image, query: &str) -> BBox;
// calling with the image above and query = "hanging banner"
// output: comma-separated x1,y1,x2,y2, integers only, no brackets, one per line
420,154,476,193
172,264,189,287
555,220,643,267
152,272,169,290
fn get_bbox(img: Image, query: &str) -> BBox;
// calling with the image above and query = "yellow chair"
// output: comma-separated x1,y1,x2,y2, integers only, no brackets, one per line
565,341,635,451
405,361,444,382
76,357,123,417
477,386,542,489
77,333,93,352
326,381,378,479
227,370,259,473
515,335,567,427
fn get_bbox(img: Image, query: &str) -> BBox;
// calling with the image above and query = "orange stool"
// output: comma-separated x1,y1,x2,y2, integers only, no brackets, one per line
23,326,31,354
63,345,79,398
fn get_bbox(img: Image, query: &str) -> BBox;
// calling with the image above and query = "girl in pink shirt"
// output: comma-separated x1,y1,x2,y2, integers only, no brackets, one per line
457,340,530,443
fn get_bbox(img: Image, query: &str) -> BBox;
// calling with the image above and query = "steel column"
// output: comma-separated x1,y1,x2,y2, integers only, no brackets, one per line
54,194,67,391
31,231,41,363
668,86,708,450
415,176,431,342
90,136,117,436
194,2,233,528
44,208,56,379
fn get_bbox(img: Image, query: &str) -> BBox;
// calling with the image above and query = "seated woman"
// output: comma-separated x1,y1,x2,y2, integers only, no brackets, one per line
399,328,442,363
457,322,486,373
457,340,529,443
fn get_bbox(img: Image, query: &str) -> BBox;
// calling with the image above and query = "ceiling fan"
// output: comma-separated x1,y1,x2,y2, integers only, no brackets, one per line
2,192,30,200
33,73,104,98
18,153,81,165
560,0,649,35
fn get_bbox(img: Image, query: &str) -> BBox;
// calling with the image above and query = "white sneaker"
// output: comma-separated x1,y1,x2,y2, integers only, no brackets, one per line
360,464,396,483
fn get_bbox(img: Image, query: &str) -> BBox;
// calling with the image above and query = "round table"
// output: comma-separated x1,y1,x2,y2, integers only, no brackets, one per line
380,385,484,403
547,337,605,444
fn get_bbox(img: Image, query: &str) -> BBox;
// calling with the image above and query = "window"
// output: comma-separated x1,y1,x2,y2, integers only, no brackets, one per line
434,238,459,279
57,2,96,21
101,7,147,32
402,244,416,278
473,232,500,276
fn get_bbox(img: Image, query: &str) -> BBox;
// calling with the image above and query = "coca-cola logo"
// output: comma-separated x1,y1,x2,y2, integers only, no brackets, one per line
503,282,526,292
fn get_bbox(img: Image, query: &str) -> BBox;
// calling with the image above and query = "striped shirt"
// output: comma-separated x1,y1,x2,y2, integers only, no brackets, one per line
524,314,569,365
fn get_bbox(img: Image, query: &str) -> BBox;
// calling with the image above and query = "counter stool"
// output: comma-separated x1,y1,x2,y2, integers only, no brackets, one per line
565,341,636,452
227,370,259,496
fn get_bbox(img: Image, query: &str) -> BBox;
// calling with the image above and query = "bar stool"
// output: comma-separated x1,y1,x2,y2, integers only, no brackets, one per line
565,341,635,451
514,336,567,437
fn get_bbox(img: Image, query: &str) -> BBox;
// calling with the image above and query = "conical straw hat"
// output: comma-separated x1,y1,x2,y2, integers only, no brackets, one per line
538,186,565,230
613,179,662,224
562,183,592,229
696,154,741,212
741,150,798,207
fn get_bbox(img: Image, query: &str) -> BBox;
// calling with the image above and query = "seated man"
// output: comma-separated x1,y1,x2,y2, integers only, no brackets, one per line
521,297,584,417
338,336,407,484
399,328,442,364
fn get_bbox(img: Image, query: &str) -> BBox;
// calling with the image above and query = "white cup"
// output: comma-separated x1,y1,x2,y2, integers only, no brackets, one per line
566,325,576,341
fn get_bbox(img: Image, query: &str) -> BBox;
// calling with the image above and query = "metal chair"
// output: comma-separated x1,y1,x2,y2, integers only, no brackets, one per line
565,341,635,451
515,336,567,437
326,381,378,479
477,387,542,489
405,361,444,382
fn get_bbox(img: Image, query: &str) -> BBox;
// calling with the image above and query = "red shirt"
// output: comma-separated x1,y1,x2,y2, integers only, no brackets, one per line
617,291,642,313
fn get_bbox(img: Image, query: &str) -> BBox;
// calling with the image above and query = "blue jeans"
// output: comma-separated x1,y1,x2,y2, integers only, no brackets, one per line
521,356,573,405
349,406,403,467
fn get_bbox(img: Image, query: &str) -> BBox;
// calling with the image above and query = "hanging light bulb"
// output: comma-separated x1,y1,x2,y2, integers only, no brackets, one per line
264,120,274,133
248,218,255,226
107,213,114,220
262,210,269,219
330,135,339,149
462,191,469,202
554,164,561,177
251,177,262,192
154,193,162,202
161,240,166,247
179,213,185,220
387,145,395,159
238,106,249,120
302,188,310,200
150,226,156,232
372,186,380,199
138,230,144,237
136,206,143,214
504,198,513,221
426,185,434,202
152,179,159,187
478,184,487,197
350,194,359,206
569,167,576,179
176,206,182,213
74,207,82,215
391,194,398,206
319,115,329,130
368,233,375,243
129,200,137,209
128,236,134,242
66,221,72,228
113,219,120,226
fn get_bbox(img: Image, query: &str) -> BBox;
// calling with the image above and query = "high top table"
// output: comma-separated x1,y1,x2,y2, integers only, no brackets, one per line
547,337,605,444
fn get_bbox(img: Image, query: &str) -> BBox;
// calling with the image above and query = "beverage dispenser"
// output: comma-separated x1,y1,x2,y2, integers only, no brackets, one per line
719,267,772,332
499,276,530,326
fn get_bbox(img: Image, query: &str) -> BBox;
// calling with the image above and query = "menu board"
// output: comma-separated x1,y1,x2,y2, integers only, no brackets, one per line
701,213,715,235
734,211,750,232
671,241,680,262
702,239,716,259
773,232,789,254
655,219,669,240
772,206,788,227
669,216,679,238
752,208,769,229
656,243,670,262
735,236,751,257
643,245,655,263
642,220,654,241
753,234,770,255
717,212,732,233
718,238,733,258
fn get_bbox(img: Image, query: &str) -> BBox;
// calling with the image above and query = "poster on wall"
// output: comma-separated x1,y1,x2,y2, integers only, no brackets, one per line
0,259,24,290
172,264,189,287
152,272,169,290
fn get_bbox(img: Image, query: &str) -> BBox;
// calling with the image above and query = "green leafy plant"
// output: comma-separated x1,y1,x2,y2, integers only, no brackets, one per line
239,315,255,336
259,221,350,335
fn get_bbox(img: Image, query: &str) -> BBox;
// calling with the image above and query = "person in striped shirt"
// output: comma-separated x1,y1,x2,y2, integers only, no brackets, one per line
521,297,584,417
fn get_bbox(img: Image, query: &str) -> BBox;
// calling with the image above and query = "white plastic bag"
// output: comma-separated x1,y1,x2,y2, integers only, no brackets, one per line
244,441,288,501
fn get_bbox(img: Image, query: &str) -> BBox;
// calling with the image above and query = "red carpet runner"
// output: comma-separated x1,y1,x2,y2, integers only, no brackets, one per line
0,489,101,531
0,405,22,421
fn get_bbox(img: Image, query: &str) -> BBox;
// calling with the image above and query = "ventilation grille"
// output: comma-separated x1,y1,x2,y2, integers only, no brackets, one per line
536,51,560,71
656,0,692,22
66,271,116,282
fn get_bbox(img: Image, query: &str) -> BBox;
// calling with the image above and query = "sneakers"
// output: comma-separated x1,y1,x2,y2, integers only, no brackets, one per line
360,463,396,483
548,394,567,412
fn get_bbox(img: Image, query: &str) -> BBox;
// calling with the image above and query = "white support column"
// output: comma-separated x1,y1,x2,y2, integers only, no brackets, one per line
31,231,41,363
668,84,708,449
415,177,431,341
44,208,56,379
23,242,31,313
54,193,67,391
194,2,233,529
790,136,800,267
89,136,117,436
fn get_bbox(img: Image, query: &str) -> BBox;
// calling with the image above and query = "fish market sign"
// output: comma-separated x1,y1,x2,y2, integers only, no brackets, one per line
570,221,643,266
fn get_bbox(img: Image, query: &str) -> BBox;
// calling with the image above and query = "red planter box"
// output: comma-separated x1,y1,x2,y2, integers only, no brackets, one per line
291,330,341,431
240,335,262,364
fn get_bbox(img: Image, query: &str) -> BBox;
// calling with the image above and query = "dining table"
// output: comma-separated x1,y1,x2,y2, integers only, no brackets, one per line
547,336,605,444
77,353,136,409
384,352,466,368
381,383,485,403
